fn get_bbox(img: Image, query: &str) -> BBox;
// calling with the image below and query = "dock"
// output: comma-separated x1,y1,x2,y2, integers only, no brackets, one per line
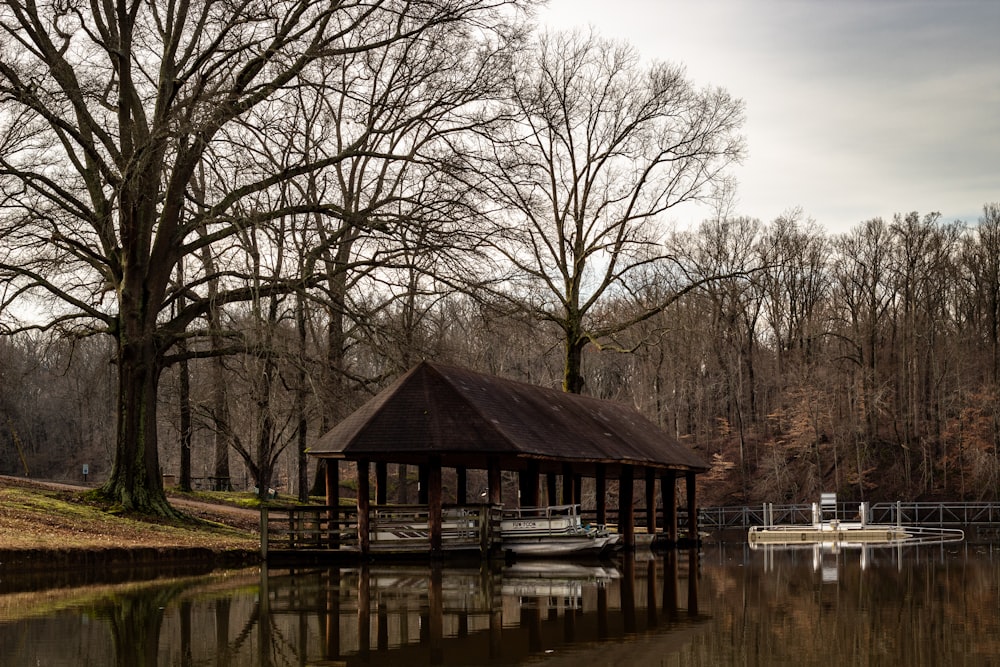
261,503,703,562
748,523,909,545
745,494,965,548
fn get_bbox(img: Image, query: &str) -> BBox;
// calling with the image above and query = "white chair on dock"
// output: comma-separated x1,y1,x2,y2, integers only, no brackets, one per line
820,492,837,527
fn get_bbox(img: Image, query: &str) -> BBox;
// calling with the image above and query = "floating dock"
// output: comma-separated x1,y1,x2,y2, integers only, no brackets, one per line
748,522,909,545
748,495,964,548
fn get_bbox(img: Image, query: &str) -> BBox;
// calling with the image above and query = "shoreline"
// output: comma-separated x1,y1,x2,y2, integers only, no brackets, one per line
0,545,260,573
0,546,261,596
0,475,262,581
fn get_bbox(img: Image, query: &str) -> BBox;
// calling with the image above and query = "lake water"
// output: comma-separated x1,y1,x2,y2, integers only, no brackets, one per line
1,542,998,665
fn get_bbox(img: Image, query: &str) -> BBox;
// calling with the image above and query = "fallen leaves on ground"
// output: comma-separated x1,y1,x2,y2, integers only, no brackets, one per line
0,485,257,551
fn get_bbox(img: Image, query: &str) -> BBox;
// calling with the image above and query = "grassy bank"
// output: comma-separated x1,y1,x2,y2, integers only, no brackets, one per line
0,479,259,570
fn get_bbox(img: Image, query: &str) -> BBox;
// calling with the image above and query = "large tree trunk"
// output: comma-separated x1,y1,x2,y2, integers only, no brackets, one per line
563,335,587,394
101,188,176,514
101,330,175,516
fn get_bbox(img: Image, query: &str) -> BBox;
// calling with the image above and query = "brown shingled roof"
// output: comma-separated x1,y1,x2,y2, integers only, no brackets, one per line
310,362,708,476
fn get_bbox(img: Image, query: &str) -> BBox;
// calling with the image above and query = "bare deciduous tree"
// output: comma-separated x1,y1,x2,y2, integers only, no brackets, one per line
0,0,533,514
476,30,745,393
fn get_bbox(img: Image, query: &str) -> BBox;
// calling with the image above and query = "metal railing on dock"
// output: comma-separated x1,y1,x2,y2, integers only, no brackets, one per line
867,502,1000,527
698,502,1000,531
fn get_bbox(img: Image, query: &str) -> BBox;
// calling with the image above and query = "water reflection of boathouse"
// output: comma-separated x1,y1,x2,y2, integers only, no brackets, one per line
261,552,703,664
264,362,709,559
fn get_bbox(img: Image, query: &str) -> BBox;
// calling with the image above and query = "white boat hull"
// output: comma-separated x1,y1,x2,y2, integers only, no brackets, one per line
502,534,613,557
500,504,614,557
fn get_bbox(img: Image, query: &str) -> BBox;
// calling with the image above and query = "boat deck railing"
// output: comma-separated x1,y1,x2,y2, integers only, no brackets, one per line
501,504,582,521
368,504,502,553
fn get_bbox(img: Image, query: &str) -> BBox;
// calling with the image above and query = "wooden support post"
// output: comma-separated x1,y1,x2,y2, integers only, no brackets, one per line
574,475,582,509
685,471,698,542
325,460,340,548
428,456,443,554
662,470,677,544
546,473,557,506
561,463,574,505
620,465,635,550
596,464,607,525
374,461,387,505
357,459,370,555
645,468,657,534
428,457,443,553
456,467,467,505
488,459,502,505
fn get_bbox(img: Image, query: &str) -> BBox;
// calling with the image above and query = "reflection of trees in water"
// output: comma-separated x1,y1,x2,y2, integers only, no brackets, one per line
93,583,186,667
10,549,1000,664
214,598,231,666
96,573,303,667
696,544,1000,664
69,574,265,667
225,591,301,667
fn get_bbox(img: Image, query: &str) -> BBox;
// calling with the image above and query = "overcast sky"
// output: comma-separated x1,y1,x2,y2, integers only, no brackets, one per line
539,0,1000,233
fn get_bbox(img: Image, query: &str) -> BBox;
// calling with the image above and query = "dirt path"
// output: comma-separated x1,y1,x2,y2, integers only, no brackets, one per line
169,496,259,531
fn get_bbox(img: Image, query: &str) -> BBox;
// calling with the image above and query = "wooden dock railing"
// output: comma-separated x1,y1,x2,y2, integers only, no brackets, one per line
261,503,502,558
261,505,359,559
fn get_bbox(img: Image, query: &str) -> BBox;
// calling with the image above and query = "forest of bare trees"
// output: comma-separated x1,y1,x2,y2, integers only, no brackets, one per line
1,1,998,509
4,206,1000,505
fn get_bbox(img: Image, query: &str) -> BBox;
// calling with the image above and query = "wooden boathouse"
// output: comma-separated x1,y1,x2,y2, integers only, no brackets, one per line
263,361,708,559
